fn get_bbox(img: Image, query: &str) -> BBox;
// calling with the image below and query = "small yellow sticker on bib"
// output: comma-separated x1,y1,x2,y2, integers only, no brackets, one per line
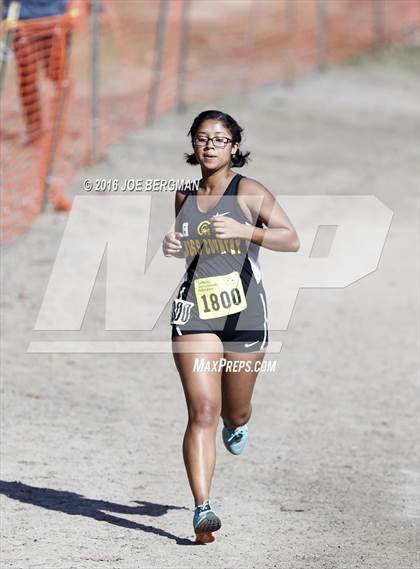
194,271,247,320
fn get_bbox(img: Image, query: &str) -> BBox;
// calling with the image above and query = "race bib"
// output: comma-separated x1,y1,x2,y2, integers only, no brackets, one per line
194,271,247,320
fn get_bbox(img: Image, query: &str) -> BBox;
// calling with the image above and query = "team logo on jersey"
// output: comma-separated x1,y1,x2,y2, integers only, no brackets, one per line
170,298,194,325
182,222,189,237
197,220,212,236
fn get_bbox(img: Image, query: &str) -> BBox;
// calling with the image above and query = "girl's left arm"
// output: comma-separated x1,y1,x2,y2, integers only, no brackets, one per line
240,178,300,252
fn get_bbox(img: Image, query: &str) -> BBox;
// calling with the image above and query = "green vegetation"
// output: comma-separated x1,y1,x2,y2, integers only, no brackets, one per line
344,43,420,74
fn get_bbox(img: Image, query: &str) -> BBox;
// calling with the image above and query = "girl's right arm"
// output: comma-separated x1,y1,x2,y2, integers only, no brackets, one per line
162,189,188,258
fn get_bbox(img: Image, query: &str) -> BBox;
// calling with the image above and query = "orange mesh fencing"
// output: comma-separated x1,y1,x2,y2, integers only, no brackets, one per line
1,10,80,243
1,0,419,244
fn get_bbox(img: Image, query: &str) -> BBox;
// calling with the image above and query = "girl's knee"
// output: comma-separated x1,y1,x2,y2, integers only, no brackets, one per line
188,401,220,428
222,403,252,429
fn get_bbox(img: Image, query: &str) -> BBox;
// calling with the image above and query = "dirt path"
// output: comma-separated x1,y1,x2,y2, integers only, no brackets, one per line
1,46,419,568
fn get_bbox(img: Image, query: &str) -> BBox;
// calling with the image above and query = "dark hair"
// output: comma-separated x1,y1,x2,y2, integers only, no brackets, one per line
184,110,251,167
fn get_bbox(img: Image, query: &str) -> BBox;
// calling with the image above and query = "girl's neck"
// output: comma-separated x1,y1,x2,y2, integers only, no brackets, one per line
199,169,235,193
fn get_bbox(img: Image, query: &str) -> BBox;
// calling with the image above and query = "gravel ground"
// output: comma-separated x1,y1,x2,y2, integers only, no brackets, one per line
1,46,419,568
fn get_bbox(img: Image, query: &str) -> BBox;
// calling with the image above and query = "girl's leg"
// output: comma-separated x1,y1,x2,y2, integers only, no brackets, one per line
221,350,267,429
172,333,224,507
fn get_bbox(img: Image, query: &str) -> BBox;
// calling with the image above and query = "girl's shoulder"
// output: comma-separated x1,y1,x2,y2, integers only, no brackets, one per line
236,176,273,227
237,176,268,196
176,178,200,195
175,179,198,211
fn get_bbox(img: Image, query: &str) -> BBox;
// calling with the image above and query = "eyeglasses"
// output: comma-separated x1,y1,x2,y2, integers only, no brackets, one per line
192,136,233,149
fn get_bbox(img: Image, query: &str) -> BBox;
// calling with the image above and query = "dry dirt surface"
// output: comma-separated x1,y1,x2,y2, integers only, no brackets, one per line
1,46,419,568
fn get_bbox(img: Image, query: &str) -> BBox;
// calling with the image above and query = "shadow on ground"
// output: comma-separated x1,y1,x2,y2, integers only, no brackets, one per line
0,480,197,545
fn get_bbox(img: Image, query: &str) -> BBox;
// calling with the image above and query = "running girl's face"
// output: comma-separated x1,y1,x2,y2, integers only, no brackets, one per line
192,119,239,171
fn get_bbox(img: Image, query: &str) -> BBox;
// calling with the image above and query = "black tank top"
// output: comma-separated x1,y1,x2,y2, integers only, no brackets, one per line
179,173,264,287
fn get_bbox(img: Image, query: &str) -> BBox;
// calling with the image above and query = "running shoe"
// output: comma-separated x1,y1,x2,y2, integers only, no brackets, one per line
193,499,221,542
222,421,249,455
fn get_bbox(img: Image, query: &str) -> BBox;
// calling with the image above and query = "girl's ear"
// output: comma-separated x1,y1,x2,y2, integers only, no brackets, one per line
231,142,240,156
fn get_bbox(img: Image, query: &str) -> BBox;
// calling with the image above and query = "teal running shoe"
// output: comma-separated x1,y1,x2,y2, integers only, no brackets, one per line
193,499,221,542
222,422,249,455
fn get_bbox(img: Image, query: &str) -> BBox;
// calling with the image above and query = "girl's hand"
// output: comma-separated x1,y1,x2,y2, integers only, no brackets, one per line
210,215,249,240
162,231,184,257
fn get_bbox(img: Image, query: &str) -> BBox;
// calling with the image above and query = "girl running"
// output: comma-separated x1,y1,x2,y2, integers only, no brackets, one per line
162,110,300,542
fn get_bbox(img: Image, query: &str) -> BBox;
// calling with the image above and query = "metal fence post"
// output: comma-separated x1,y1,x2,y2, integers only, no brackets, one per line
176,0,189,112
41,23,73,212
316,0,328,71
283,0,296,86
0,2,21,98
242,0,259,95
90,0,100,163
373,0,385,51
146,0,169,125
